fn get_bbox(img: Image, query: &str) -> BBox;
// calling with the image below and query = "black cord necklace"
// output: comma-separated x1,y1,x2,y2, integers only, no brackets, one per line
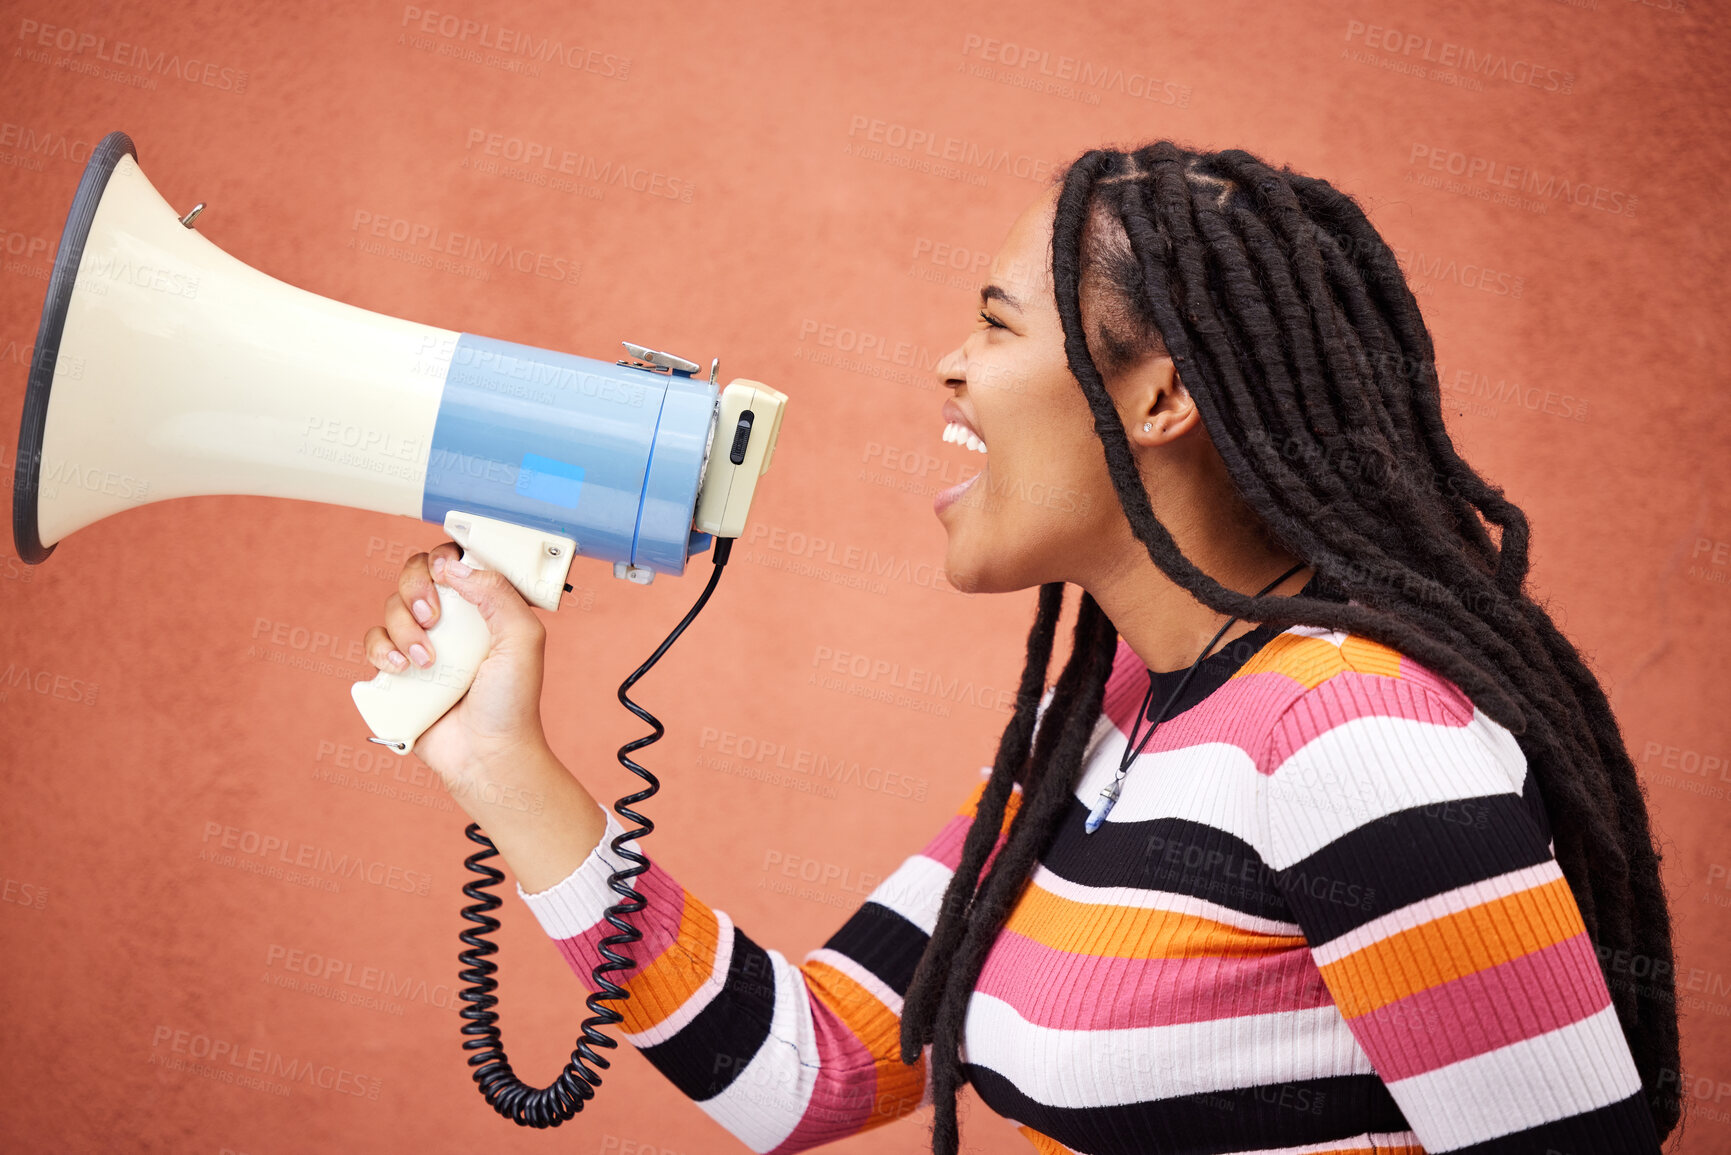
1083,562,1309,834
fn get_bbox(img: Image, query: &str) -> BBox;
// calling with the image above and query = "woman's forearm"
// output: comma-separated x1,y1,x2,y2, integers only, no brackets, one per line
444,743,608,894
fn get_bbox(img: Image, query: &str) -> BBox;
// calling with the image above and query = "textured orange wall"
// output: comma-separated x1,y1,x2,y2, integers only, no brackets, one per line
2,1,1727,1151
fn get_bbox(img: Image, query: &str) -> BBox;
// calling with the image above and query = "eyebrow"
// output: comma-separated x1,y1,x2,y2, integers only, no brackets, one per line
979,283,1024,310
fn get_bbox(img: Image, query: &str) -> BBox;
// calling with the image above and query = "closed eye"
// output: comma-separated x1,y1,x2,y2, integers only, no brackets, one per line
977,308,1006,329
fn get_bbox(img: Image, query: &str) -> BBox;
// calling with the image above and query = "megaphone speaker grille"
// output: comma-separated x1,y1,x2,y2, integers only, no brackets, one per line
13,130,137,564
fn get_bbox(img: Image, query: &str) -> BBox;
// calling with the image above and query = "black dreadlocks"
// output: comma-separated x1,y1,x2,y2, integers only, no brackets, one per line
896,142,1682,1152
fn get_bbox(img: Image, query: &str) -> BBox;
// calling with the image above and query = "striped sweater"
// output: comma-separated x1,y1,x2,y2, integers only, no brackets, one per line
519,618,1662,1154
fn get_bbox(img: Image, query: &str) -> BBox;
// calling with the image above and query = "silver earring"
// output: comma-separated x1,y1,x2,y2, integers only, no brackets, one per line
1142,422,1153,432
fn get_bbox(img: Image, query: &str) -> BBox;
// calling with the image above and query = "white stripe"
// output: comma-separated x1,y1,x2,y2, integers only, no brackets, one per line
1073,731,1268,849
621,908,736,1048
1233,1132,1421,1155
865,853,954,936
1309,859,1566,965
1263,711,1527,869
1029,864,1302,937
517,806,640,940
800,946,904,1016
1385,1003,1641,1150
695,946,819,1153
960,992,1374,1109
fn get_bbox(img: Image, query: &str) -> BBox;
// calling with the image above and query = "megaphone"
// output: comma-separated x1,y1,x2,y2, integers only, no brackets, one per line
12,131,788,755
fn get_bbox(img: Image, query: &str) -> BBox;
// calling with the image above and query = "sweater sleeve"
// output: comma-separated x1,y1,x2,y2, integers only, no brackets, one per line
1254,665,1661,1154
515,774,1021,1154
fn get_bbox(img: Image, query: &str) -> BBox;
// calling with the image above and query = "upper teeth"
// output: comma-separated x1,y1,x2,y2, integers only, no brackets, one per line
944,421,988,453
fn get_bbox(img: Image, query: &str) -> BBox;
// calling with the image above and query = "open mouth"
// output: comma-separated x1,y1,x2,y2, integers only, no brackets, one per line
935,405,986,514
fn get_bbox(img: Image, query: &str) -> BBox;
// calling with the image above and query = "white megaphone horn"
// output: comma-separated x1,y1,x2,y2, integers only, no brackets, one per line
12,131,788,756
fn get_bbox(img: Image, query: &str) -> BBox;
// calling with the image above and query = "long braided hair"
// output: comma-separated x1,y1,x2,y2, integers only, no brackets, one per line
896,142,1682,1151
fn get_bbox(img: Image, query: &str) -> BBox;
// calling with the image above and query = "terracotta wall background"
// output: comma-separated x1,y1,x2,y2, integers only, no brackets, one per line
2,1,1727,1151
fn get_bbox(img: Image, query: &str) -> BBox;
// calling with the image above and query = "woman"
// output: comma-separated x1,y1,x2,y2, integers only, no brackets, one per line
365,142,1682,1154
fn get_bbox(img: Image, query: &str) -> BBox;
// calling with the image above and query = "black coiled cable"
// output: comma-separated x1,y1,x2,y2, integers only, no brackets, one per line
456,536,735,1127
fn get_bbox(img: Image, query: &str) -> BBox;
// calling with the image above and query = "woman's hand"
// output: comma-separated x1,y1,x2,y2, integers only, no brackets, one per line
361,542,550,795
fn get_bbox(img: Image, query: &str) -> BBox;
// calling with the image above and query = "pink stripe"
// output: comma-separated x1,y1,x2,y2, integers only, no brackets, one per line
973,927,1334,1030
1101,669,1310,759
766,994,880,1152
916,813,976,871
917,805,1016,876
1260,669,1473,775
1345,931,1612,1081
1382,653,1477,717
550,859,692,996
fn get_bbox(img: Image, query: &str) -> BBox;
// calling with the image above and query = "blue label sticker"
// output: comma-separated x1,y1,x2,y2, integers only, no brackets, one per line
515,453,585,509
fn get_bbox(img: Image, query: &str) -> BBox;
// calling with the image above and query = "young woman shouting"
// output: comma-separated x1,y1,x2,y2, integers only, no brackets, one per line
366,142,1681,1154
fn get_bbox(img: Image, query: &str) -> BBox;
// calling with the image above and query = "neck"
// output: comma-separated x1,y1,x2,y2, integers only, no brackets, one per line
1083,543,1313,674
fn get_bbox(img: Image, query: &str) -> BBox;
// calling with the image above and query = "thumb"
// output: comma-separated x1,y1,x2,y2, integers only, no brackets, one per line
435,557,545,649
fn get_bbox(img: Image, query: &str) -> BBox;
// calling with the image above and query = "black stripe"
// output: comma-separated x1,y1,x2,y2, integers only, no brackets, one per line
1043,805,1297,924
1273,792,1553,944
1445,1089,1660,1154
820,900,929,996
1523,772,1555,845
965,1064,1409,1155
1128,618,1290,723
637,924,776,1101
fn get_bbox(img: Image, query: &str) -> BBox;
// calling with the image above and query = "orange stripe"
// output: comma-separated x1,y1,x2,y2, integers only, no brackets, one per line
958,776,1024,837
1341,633,1404,677
1320,875,1587,1018
1233,634,1349,688
1017,1123,1075,1154
802,958,900,1056
802,959,925,1123
613,889,723,1033
1232,632,1405,689
1004,879,1306,960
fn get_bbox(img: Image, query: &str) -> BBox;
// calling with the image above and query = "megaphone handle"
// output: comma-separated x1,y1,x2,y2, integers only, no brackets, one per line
349,549,493,757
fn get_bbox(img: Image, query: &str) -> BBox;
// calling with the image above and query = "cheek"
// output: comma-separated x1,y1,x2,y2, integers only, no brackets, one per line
990,431,1111,527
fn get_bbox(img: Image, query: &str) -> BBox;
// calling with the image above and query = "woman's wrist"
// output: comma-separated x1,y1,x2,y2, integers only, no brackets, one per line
444,735,557,815
447,741,609,894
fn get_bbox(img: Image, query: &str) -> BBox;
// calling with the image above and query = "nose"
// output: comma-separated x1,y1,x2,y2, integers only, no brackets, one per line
935,344,966,392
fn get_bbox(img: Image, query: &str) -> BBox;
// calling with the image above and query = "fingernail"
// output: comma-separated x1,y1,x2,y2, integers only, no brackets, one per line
446,560,471,578
409,643,432,668
412,598,432,626
387,650,408,670
431,557,445,579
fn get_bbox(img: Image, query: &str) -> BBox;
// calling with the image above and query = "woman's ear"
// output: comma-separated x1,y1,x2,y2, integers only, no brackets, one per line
1126,358,1197,445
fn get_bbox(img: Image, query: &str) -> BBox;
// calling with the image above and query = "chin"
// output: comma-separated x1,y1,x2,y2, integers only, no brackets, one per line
940,538,1031,596
939,538,988,595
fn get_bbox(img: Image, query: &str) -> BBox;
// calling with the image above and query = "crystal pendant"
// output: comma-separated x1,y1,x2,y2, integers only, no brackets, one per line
1084,777,1123,835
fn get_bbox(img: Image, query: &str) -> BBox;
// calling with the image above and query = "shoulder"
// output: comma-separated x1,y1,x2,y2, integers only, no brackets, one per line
1243,625,1535,851
1242,624,1469,716
1237,624,1511,761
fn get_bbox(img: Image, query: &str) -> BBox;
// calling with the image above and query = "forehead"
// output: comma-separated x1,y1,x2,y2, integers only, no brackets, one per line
985,186,1058,304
